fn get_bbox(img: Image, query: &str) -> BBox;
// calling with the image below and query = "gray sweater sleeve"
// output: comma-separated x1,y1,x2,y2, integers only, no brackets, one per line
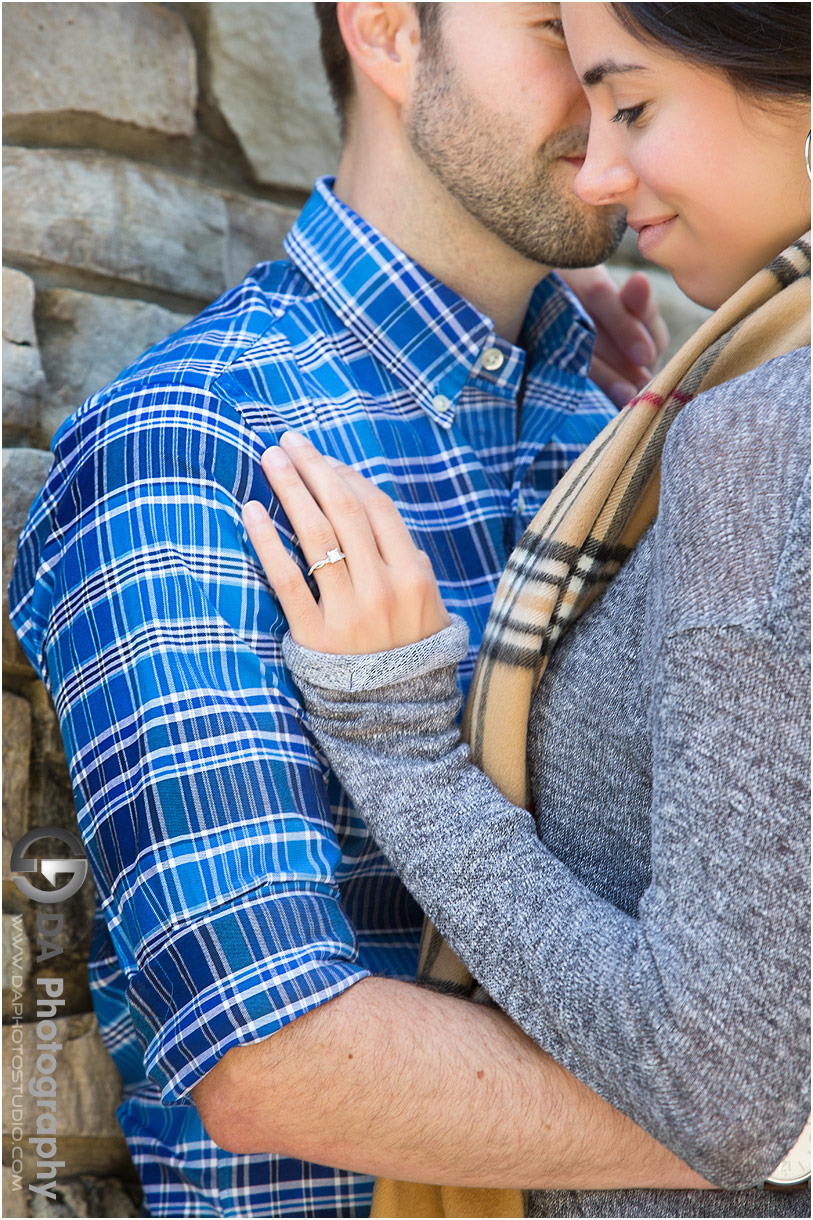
282,360,811,1191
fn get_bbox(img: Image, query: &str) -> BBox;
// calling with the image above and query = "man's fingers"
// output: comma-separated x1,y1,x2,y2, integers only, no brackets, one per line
620,272,670,359
563,266,658,368
589,356,638,408
597,281,657,369
591,324,653,386
242,501,322,638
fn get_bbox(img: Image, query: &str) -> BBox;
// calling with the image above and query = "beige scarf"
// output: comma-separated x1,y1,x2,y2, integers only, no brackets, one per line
371,234,811,1219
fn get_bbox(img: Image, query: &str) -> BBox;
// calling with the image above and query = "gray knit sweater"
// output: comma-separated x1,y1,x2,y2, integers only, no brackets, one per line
284,349,811,1216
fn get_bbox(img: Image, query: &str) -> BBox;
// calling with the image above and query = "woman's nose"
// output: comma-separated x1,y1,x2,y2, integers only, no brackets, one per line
574,140,637,206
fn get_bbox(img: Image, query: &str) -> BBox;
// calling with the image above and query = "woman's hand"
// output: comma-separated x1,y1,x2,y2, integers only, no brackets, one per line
242,431,452,655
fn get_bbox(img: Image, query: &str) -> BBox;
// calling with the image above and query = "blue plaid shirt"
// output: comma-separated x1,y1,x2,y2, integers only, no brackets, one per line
10,178,614,1218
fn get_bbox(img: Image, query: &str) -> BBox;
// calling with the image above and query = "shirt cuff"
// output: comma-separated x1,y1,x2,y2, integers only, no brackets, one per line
127,885,370,1107
282,615,470,693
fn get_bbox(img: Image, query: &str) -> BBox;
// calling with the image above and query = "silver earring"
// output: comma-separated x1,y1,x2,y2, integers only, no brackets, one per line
806,131,811,181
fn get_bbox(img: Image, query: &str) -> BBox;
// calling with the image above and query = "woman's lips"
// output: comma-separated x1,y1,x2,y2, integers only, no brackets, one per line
631,216,677,259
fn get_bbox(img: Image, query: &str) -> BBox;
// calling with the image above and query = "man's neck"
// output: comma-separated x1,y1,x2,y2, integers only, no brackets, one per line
333,142,548,346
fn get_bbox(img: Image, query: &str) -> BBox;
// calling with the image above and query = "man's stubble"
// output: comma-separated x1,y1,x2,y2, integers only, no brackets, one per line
406,38,627,269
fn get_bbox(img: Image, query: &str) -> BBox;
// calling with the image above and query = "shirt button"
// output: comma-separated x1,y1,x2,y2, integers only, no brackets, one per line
481,347,505,372
517,492,527,514
432,394,451,412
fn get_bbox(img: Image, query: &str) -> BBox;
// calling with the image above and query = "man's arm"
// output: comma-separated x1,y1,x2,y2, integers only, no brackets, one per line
192,975,711,1190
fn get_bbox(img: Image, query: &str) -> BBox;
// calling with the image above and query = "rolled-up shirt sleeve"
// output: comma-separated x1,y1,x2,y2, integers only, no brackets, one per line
11,384,371,1107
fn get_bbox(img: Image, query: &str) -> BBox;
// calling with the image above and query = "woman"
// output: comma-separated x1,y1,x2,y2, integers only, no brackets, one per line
243,3,810,1215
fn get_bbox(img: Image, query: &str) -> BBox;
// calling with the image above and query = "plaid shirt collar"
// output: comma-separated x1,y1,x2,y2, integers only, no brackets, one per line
284,177,595,428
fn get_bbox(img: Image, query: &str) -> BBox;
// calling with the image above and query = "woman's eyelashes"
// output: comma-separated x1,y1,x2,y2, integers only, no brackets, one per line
610,103,648,127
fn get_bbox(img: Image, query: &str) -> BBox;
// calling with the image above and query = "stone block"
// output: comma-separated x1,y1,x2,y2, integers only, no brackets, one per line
223,193,298,287
4,149,227,302
28,1177,89,1218
4,619,33,682
3,449,53,618
3,449,54,681
2,1013,123,1142
4,149,299,306
3,1163,30,1217
3,693,31,847
10,1171,141,1218
207,3,340,190
3,269,39,346
84,1175,142,1217
36,290,192,443
3,269,45,436
22,1140,135,1187
3,3,196,136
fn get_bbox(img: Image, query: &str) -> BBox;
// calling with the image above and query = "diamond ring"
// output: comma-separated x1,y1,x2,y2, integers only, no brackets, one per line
307,547,347,576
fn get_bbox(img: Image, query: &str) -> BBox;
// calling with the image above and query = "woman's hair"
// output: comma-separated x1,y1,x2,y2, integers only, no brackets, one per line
314,2,442,134
611,3,810,103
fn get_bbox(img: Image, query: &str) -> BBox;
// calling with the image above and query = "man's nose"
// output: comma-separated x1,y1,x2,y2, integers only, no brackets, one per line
574,142,637,206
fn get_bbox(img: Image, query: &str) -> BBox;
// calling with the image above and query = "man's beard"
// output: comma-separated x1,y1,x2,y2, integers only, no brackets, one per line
406,45,626,268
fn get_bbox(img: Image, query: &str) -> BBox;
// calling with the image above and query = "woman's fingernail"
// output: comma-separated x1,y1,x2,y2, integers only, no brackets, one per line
242,500,267,525
280,430,309,448
263,446,288,468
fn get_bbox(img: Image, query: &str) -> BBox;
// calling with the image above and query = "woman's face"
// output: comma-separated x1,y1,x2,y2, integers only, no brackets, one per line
561,3,811,308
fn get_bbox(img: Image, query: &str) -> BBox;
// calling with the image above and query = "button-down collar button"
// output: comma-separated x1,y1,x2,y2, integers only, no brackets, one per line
432,394,451,412
481,347,505,372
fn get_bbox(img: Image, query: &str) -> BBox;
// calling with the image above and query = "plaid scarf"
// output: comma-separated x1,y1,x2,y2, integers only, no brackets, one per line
371,234,811,1219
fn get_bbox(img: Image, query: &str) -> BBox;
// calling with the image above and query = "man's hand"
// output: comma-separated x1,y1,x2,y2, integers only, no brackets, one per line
192,976,713,1190
558,267,670,406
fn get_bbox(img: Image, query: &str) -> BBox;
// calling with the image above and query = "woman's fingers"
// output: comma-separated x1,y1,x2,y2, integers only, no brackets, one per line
247,435,453,653
241,501,322,644
259,445,355,590
275,433,385,581
313,456,423,569
324,459,450,630
557,265,658,388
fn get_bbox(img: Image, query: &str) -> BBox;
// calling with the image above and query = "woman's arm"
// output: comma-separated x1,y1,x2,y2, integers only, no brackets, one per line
242,428,810,1190
284,616,809,1190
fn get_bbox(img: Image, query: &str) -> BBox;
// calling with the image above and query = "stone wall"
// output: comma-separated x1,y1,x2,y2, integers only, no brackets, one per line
2,6,340,1215
1,5,709,1218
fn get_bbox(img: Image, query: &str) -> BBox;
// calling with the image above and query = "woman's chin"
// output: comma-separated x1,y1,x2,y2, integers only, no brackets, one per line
668,266,727,312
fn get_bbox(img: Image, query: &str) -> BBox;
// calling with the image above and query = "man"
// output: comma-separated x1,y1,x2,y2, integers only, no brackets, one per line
10,4,702,1216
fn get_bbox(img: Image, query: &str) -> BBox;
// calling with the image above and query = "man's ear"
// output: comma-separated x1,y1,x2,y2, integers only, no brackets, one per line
337,3,421,108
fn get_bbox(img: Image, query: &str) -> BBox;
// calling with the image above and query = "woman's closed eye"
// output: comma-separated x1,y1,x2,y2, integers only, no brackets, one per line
611,103,648,127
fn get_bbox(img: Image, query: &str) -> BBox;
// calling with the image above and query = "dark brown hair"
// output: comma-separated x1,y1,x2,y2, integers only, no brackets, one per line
314,2,442,133
611,4,810,103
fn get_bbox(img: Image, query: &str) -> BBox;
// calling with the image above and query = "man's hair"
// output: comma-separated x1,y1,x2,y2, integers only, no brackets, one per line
314,3,443,133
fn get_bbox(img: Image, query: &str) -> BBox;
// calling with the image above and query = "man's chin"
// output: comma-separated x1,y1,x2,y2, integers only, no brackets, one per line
549,205,628,269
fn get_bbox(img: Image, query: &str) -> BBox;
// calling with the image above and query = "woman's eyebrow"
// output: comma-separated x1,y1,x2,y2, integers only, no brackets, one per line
582,60,646,87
